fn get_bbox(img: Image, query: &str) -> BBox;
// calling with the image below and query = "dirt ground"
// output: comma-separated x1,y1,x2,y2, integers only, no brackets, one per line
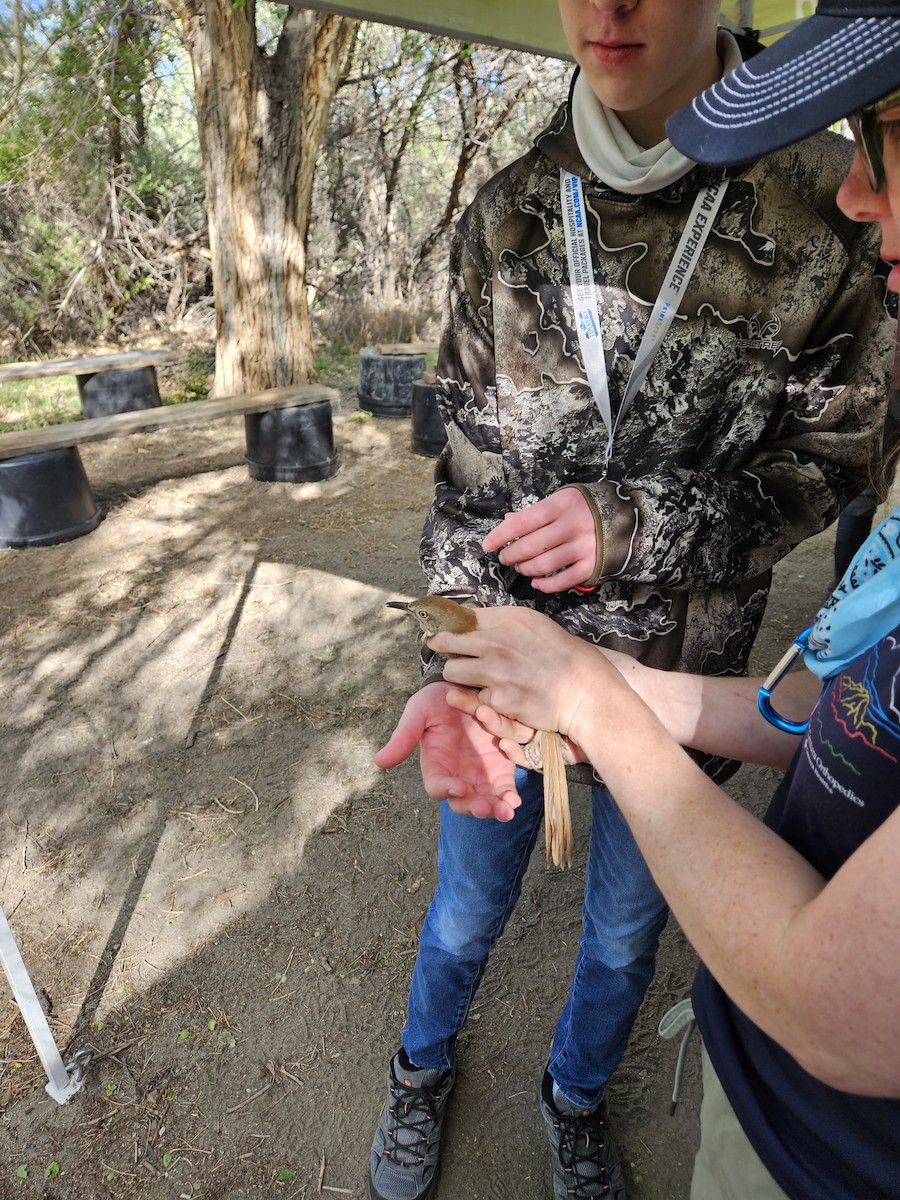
0,387,857,1200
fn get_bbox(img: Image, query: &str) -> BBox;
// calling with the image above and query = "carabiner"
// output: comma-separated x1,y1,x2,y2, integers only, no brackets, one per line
757,627,812,735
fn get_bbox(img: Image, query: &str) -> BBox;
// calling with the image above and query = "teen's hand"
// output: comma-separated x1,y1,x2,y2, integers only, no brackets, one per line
482,490,598,593
445,686,588,770
375,682,522,820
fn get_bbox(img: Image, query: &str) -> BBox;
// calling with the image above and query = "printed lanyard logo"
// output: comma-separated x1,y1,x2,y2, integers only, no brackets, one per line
561,170,728,467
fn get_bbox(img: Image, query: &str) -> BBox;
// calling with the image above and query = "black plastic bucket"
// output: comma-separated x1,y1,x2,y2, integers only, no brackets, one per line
244,400,339,483
411,380,447,458
0,448,102,548
77,366,162,418
357,348,425,417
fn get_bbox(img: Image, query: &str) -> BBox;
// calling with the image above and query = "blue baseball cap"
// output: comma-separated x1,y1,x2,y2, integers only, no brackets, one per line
667,1,900,164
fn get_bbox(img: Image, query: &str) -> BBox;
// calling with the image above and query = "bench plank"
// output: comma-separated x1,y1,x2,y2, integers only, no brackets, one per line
373,342,438,356
0,348,179,382
0,385,338,461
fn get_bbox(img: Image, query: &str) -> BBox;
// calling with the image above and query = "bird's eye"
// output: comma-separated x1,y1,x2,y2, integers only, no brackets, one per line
417,609,429,620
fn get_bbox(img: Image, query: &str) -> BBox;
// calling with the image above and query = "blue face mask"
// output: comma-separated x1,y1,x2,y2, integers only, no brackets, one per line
759,504,900,734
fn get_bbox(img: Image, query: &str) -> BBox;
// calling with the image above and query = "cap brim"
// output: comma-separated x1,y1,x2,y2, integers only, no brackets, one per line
668,15,900,164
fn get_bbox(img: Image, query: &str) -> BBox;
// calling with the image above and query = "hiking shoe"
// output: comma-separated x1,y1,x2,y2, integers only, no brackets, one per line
369,1049,455,1200
540,1068,627,1199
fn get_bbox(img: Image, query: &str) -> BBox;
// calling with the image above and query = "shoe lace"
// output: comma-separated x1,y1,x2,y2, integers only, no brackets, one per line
382,1077,444,1168
554,1108,614,1198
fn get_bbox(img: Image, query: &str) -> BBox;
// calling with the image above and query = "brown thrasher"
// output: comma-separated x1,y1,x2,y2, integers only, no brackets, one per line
386,596,573,869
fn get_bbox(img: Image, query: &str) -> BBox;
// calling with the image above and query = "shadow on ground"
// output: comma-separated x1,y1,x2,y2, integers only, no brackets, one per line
0,404,851,1199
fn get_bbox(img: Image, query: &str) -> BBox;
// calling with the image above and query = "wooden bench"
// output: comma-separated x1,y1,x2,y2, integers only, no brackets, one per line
0,348,179,384
359,344,437,418
0,383,338,461
0,384,341,548
373,342,438,356
0,348,182,420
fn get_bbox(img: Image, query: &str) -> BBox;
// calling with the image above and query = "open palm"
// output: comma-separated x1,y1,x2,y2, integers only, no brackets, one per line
375,682,522,820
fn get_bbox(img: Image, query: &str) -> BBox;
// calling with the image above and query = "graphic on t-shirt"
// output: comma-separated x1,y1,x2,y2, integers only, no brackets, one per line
823,635,900,767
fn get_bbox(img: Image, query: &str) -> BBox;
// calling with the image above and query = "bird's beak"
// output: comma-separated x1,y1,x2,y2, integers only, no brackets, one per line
385,601,412,613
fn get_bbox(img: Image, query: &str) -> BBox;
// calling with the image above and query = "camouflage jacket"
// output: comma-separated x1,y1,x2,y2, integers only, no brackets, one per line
421,78,897,746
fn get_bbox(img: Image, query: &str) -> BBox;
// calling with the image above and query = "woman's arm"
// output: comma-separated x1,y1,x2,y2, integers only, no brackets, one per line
601,645,821,770
433,608,900,1096
576,694,900,1097
439,607,817,770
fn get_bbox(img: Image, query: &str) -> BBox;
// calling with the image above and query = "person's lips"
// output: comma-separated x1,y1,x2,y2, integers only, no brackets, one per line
586,38,642,66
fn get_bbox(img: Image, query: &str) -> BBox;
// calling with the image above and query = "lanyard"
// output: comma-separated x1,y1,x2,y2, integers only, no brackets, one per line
560,170,728,468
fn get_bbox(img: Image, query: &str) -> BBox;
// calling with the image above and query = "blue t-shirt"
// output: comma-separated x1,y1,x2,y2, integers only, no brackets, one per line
693,623,900,1200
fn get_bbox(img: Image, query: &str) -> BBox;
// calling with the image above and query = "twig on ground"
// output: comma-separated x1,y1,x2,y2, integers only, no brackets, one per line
220,696,250,721
228,775,260,810
225,1061,276,1113
212,797,244,815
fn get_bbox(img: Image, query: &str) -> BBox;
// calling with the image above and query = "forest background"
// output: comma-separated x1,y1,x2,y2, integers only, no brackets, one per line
0,0,572,397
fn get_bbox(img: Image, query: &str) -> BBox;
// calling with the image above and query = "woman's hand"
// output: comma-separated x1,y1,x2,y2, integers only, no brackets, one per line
430,606,612,743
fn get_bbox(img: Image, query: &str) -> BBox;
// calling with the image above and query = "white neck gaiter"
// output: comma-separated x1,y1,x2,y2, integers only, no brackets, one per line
571,30,743,195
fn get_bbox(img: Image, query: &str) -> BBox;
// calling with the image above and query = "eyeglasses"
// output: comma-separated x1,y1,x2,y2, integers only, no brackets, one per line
847,87,900,193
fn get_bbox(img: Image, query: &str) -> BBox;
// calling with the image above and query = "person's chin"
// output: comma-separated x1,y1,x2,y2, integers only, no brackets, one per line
578,59,647,112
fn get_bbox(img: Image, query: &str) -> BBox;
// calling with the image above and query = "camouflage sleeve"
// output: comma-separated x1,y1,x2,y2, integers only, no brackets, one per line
419,204,516,606
583,236,897,592
416,206,521,682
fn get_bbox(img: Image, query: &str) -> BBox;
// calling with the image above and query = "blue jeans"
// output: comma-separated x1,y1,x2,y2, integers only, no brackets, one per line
402,768,668,1108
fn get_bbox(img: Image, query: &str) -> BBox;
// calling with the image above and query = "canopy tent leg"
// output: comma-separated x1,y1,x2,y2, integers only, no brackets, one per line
0,904,84,1104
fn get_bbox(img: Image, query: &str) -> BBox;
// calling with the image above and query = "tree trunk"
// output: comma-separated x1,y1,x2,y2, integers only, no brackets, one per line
171,1,354,395
5,0,25,122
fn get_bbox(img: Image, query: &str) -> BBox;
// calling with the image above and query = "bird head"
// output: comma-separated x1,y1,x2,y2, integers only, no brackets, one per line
385,596,478,638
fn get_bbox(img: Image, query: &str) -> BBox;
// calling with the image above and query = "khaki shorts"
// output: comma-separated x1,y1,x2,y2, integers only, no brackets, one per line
691,1045,791,1200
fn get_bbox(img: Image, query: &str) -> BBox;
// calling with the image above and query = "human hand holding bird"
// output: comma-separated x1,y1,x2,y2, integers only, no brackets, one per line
385,596,573,868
